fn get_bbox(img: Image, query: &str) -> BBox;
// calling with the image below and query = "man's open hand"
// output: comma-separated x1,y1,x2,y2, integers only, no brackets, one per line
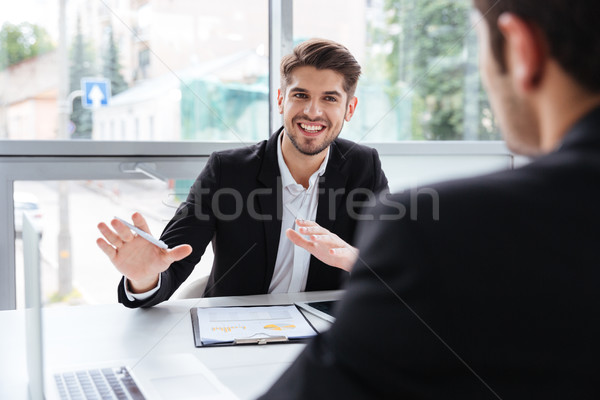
96,212,192,292
286,219,358,272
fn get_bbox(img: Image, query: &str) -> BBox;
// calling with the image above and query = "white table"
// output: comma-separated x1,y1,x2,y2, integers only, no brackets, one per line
0,290,343,399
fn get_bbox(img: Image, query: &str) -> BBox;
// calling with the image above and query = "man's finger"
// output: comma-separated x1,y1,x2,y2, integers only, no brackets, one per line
329,247,352,255
111,218,136,242
96,237,117,260
311,234,331,240
295,219,318,227
98,222,124,248
286,228,313,250
310,234,338,245
312,234,349,249
298,225,329,235
131,212,152,235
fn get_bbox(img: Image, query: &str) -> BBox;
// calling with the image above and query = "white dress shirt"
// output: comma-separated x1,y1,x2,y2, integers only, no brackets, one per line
124,273,161,302
125,132,330,300
268,132,330,293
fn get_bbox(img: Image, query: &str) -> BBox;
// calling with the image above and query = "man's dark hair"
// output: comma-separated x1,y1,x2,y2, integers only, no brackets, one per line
473,0,600,92
280,38,361,99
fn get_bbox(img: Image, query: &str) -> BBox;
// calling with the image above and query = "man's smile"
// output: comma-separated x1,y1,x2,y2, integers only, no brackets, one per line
297,121,327,136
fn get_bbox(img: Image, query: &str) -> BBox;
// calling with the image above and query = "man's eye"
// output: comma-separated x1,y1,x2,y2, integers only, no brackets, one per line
324,96,337,102
294,93,308,99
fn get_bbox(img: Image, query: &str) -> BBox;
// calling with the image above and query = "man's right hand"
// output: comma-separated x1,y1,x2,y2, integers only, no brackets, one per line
96,212,193,293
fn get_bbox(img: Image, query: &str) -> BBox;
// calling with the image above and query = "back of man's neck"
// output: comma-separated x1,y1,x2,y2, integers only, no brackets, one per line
538,93,600,153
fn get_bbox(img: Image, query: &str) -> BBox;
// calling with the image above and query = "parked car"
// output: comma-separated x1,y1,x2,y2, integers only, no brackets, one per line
14,192,43,237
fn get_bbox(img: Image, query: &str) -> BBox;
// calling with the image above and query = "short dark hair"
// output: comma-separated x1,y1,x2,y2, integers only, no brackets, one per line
473,0,600,92
280,38,361,98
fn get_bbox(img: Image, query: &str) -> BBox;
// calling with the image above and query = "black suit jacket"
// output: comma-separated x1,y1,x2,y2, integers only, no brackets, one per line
118,129,388,307
261,108,600,399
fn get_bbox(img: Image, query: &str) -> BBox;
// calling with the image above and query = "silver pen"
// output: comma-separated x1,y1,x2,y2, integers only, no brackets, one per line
114,216,169,249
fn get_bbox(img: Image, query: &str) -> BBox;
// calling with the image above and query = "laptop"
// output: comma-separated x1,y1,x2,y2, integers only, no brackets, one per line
22,214,237,400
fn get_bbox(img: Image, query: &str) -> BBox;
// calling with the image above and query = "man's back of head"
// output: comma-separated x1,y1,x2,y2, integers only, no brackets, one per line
473,0,600,156
474,0,600,93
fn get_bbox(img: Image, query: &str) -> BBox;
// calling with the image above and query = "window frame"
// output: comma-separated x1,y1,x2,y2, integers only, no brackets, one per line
0,139,514,310
0,1,518,310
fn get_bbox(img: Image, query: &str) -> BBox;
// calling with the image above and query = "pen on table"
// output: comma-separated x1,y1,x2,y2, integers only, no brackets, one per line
114,216,169,249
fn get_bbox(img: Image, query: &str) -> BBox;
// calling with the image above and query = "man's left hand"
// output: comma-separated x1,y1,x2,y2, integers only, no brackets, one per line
286,219,358,272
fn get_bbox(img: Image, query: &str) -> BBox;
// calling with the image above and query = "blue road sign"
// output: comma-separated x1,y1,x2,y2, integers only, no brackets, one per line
81,78,111,109
67,121,76,136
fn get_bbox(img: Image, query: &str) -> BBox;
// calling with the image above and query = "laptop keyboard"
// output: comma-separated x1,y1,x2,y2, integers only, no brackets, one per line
54,366,145,400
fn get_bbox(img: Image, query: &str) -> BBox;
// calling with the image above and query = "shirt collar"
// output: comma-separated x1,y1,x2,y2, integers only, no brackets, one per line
277,131,330,191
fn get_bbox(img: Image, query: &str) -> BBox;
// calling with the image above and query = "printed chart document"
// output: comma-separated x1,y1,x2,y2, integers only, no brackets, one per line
191,305,317,347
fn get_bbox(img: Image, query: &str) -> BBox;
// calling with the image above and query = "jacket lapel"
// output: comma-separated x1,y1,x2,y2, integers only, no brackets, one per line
257,128,284,292
316,140,347,232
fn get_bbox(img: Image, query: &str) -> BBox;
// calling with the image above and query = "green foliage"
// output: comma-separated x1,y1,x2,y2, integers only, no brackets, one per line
0,22,54,69
365,0,501,140
69,18,95,139
102,25,128,96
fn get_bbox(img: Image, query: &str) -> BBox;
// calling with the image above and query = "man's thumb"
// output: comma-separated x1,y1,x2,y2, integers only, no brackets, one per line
167,244,193,262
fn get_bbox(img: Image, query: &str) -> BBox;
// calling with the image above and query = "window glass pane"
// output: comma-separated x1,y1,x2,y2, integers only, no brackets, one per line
14,180,213,308
0,0,268,142
293,0,500,141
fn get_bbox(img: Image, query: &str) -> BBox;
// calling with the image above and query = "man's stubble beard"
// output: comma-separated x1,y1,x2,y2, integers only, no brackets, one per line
284,118,344,156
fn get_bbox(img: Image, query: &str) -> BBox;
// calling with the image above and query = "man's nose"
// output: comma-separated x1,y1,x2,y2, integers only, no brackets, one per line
304,100,322,117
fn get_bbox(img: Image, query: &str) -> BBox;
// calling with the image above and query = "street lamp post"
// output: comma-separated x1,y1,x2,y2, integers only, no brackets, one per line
57,0,73,298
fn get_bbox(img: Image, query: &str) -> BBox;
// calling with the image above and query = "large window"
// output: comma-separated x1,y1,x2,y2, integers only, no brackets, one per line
295,0,500,142
0,0,269,142
0,0,498,143
0,0,512,310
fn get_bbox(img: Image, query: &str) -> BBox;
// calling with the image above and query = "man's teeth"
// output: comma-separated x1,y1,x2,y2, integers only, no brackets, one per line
300,123,324,132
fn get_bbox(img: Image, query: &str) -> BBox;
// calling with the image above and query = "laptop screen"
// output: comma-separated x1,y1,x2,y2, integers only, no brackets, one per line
23,212,45,400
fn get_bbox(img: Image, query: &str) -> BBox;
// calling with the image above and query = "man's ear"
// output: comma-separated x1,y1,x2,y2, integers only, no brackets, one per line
497,12,546,92
277,88,284,114
345,97,358,122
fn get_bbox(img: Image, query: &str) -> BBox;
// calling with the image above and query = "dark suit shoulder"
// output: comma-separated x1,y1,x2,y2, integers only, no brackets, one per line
211,140,267,167
374,165,541,235
329,138,388,193
203,139,272,188
369,148,600,271
330,137,378,162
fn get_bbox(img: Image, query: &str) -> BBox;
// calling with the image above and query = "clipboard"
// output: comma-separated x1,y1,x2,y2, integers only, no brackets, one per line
190,304,318,347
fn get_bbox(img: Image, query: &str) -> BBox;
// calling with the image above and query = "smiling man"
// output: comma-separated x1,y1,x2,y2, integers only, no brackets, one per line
96,38,388,306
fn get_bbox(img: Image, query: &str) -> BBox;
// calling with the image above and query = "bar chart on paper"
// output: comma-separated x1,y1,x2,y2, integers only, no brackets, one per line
194,305,317,345
264,324,296,331
211,325,247,333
